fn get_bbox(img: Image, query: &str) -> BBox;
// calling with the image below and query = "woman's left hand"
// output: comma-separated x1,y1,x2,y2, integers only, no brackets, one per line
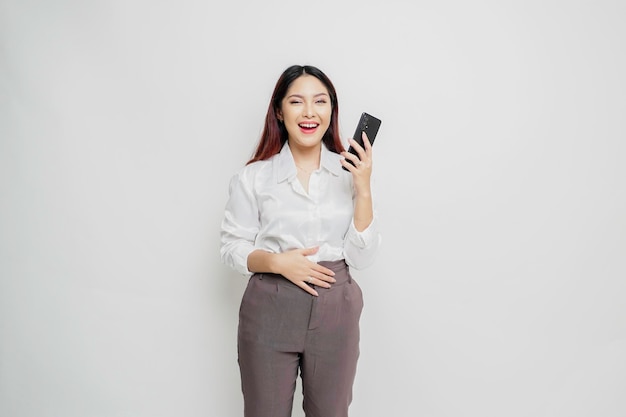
341,131,373,195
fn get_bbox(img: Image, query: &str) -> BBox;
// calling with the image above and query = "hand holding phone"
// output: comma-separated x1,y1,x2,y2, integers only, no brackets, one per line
342,112,382,171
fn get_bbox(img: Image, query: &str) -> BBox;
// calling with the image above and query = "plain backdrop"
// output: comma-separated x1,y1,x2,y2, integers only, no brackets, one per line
1,0,625,416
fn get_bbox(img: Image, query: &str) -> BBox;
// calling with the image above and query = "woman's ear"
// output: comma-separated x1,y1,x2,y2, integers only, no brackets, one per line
276,108,283,122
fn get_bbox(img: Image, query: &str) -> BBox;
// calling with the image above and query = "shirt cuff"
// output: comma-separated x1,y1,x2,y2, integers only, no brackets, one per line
233,246,257,277
346,216,379,249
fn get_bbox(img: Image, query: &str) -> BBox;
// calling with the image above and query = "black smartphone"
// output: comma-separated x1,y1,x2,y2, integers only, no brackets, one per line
342,112,382,171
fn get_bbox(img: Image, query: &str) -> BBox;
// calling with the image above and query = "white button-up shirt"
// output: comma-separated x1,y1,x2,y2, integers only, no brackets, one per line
220,142,381,276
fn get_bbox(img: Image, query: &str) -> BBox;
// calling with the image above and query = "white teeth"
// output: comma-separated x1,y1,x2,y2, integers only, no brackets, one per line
300,123,318,128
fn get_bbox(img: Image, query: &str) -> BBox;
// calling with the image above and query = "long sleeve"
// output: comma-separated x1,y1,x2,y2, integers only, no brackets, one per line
343,215,382,270
220,171,259,276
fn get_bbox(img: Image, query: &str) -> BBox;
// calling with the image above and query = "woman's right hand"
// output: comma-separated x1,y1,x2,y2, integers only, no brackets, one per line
273,247,336,296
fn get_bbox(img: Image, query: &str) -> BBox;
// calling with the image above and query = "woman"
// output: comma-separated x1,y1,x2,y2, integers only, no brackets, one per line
220,64,381,417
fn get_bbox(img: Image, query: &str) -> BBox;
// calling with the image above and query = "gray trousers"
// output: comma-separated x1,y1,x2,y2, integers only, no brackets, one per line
237,260,363,417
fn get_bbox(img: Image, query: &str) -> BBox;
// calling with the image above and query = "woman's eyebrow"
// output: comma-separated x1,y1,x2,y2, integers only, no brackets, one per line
286,92,330,99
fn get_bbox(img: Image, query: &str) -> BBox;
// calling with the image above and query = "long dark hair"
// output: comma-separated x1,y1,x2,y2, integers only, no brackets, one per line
247,65,344,164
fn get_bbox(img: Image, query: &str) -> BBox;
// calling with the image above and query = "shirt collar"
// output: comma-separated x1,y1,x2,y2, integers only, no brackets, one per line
320,143,343,177
274,142,343,183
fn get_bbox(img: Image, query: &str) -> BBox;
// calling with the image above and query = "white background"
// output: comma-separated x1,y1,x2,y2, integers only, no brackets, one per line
1,1,625,416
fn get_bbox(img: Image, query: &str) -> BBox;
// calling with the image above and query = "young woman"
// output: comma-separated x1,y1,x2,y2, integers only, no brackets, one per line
220,64,381,417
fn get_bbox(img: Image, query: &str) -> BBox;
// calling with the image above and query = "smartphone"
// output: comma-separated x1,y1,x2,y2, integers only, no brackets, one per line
342,112,382,171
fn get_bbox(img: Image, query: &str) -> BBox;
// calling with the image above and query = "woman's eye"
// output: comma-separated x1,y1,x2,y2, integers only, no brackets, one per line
316,100,327,104
289,100,302,105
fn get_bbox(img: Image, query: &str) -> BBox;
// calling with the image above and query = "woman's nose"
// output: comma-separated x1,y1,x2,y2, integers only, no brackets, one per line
303,103,314,117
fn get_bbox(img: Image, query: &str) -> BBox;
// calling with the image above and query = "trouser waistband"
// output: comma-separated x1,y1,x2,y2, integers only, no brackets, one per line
253,259,350,286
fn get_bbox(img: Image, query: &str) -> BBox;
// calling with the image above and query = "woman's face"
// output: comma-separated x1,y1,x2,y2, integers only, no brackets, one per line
278,75,332,151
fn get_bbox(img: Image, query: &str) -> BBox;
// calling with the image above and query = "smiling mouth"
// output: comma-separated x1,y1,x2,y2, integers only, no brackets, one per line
299,122,319,133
